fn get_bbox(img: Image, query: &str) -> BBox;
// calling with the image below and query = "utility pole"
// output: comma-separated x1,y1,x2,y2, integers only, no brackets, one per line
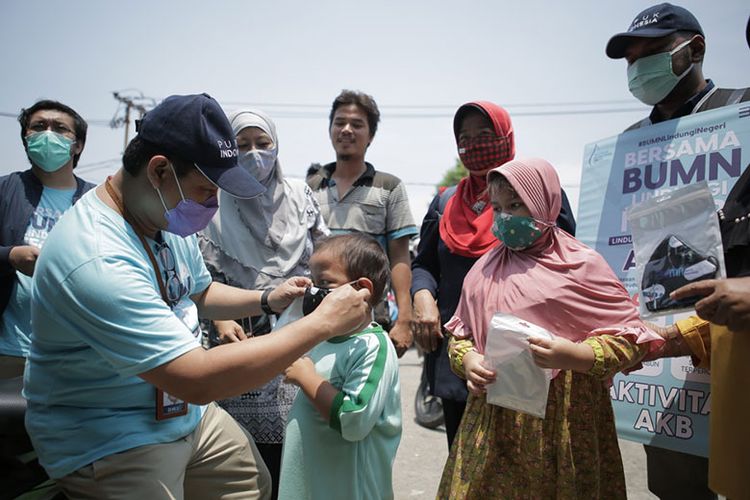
110,91,155,150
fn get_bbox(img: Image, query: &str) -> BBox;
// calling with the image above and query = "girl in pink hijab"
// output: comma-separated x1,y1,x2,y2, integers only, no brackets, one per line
438,158,664,499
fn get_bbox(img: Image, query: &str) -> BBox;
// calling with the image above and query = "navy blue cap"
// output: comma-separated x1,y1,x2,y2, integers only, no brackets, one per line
137,93,264,199
606,3,704,59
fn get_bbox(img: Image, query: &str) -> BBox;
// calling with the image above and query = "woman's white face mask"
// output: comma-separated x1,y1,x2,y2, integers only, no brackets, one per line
239,147,278,185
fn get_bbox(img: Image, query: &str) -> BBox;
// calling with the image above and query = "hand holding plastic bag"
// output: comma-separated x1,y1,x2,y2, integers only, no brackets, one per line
463,351,496,396
483,313,554,418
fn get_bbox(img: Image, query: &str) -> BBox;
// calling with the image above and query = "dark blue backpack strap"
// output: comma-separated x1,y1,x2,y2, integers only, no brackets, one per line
437,185,458,215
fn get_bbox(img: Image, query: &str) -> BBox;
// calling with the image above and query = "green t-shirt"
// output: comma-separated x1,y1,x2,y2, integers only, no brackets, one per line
279,324,402,500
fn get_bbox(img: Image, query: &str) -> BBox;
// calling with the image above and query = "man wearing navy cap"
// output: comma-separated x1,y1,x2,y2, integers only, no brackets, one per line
23,93,372,499
607,3,749,130
607,4,749,500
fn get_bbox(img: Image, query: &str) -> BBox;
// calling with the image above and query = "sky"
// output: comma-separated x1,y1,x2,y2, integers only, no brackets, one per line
1,0,749,222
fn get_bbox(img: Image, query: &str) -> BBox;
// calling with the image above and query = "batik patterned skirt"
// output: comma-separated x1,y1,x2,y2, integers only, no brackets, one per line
437,370,627,500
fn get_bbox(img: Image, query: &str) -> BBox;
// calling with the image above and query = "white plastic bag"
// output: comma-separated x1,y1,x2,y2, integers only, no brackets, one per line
627,182,725,319
483,313,554,418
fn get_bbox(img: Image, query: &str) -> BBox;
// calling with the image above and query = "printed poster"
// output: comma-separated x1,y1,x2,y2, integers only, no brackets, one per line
577,102,750,456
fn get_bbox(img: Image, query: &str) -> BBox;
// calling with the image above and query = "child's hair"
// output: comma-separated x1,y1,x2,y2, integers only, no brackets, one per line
487,172,517,201
314,233,391,305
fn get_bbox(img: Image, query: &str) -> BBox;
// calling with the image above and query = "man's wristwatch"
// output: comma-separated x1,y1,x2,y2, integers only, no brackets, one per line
260,289,275,315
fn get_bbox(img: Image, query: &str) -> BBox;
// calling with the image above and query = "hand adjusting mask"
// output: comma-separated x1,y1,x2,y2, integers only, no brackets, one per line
302,281,359,316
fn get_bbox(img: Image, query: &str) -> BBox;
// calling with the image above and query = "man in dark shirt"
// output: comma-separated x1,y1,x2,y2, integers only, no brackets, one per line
0,100,93,378
607,3,749,131
606,3,749,499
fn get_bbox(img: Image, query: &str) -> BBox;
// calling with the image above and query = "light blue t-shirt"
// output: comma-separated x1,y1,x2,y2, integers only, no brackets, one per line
0,186,75,357
23,189,212,479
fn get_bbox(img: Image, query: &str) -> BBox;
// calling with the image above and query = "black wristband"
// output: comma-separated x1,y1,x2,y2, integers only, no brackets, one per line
260,289,274,315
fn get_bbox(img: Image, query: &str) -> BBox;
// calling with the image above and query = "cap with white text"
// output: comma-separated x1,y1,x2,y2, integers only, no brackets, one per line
606,3,704,59
136,93,264,199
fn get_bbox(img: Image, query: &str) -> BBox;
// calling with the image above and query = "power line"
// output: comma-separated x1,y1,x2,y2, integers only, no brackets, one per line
220,98,638,109
220,99,646,117
0,96,646,125
257,107,645,119
2,107,644,121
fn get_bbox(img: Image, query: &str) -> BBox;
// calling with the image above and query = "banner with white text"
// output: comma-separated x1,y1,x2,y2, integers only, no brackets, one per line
577,102,750,456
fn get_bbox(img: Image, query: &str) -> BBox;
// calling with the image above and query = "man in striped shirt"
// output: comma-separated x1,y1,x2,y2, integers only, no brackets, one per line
307,90,418,357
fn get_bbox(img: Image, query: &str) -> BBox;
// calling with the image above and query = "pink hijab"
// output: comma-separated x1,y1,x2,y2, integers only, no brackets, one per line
445,158,662,369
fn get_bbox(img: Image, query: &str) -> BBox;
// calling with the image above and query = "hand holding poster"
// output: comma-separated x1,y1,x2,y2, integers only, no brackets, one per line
577,102,750,456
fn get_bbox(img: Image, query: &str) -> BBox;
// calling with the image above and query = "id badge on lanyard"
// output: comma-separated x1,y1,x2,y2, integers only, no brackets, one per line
155,288,200,421
105,179,191,422
156,388,188,420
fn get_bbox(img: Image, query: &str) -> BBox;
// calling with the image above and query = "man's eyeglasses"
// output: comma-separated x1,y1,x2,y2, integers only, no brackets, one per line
27,119,76,139
154,240,183,307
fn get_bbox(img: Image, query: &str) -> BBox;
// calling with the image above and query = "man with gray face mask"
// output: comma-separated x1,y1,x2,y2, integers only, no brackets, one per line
606,4,749,499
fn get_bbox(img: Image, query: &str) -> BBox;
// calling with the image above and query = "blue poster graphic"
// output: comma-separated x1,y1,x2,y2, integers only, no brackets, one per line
577,102,750,457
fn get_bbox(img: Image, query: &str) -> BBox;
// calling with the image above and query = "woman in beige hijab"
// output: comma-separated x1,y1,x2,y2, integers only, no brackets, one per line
199,108,328,499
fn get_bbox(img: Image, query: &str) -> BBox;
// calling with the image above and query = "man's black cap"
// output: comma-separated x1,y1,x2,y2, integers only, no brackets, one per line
137,93,264,199
606,3,704,59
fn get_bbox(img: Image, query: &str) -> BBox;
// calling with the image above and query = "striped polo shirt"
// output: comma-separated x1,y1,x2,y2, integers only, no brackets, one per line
307,162,418,248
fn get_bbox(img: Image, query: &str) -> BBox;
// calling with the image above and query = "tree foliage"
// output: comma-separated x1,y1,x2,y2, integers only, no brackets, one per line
438,158,468,188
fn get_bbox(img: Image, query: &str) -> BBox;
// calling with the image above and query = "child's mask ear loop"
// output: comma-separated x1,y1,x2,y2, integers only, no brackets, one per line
350,280,376,324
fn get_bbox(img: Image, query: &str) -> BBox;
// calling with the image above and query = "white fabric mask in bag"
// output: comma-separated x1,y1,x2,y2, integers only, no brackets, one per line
483,313,554,418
